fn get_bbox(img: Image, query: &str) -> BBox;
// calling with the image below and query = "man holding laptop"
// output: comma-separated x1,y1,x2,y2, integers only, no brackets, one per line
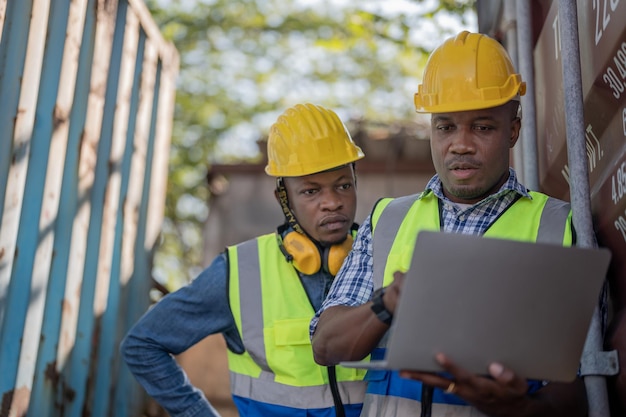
310,31,588,417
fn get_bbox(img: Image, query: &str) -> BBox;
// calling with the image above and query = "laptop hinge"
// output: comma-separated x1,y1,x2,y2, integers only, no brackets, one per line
579,349,619,376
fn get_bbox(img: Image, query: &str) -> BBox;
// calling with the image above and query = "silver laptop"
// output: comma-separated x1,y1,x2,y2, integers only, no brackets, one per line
340,231,612,382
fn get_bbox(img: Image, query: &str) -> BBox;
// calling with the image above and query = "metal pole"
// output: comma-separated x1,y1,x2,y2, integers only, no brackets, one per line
503,0,524,184
516,0,539,191
557,2,610,416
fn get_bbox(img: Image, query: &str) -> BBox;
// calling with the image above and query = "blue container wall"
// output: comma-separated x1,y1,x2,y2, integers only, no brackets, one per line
0,0,178,415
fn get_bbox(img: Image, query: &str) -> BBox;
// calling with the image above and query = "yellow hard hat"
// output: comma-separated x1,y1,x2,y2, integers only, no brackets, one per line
414,31,526,113
265,103,365,177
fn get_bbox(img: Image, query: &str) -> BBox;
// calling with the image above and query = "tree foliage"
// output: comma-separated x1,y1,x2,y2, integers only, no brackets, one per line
145,0,476,288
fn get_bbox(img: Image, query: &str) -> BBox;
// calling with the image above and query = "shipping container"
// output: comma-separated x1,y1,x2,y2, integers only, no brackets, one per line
476,0,626,416
6,0,622,415
0,0,178,415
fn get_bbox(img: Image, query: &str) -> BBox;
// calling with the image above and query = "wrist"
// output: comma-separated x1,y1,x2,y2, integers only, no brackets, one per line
370,287,393,326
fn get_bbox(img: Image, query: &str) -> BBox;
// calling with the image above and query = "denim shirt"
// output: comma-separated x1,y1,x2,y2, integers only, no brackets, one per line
121,248,334,417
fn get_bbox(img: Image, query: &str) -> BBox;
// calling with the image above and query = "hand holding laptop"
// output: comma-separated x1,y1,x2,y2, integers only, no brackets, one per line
374,270,533,400
341,231,612,383
400,352,538,415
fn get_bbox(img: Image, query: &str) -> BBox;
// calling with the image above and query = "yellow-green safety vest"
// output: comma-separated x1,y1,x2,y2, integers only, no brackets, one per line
227,233,367,415
360,190,573,417
371,190,572,289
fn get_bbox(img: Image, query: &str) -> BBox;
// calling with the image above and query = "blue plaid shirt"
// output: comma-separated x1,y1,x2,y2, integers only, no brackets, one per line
309,168,530,337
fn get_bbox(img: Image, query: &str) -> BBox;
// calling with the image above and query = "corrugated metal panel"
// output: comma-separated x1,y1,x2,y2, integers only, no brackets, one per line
0,0,178,415
534,0,626,291
477,0,625,414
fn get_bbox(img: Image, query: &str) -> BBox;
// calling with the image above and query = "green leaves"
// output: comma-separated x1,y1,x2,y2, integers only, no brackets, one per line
146,0,476,288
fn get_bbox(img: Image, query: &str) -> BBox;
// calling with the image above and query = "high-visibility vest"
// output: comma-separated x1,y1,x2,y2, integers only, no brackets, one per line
227,233,367,417
362,190,572,417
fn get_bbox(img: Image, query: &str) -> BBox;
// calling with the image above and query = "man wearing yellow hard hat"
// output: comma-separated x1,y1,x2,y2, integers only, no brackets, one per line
311,31,584,417
122,103,367,417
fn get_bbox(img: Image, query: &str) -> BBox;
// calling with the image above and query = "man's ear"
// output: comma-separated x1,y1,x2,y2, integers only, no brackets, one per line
351,163,358,188
510,117,521,148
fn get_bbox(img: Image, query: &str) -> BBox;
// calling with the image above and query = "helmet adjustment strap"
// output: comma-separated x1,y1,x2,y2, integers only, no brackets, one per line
276,177,304,235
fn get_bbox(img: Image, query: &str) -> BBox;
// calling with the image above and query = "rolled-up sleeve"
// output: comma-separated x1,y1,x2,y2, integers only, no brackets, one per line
120,253,240,417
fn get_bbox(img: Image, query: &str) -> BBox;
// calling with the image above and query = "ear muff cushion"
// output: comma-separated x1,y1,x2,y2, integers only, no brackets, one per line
282,232,321,275
326,234,354,276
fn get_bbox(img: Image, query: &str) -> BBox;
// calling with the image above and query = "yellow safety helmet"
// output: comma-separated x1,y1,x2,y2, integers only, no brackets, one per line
414,31,526,113
265,103,364,177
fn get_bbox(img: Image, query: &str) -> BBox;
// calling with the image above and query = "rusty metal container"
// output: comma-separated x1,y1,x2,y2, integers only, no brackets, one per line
0,0,178,415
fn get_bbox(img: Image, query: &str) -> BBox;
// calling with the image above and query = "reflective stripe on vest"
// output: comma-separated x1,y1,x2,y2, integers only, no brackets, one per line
371,193,421,289
230,372,368,410
227,234,366,411
361,393,488,417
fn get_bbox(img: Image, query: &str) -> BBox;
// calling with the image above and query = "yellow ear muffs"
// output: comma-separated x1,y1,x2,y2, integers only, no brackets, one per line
324,234,354,276
282,231,321,275
282,232,354,276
